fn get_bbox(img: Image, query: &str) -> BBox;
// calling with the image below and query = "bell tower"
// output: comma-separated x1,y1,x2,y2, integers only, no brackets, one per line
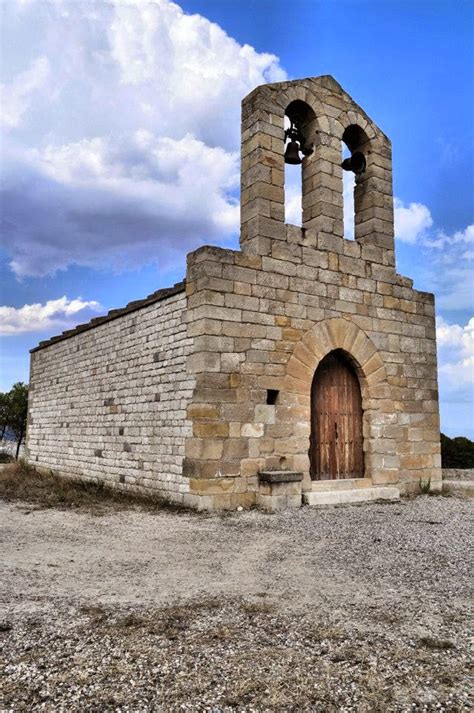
240,75,396,268
182,73,441,510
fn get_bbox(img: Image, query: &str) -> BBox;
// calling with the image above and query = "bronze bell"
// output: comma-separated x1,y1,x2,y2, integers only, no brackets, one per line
284,139,302,165
341,151,366,176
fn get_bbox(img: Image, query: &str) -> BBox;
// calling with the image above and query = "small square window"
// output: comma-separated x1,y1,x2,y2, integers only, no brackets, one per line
266,389,279,405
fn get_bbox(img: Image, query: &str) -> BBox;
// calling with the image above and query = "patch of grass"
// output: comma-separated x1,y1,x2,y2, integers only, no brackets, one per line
373,610,402,625
149,608,191,639
4,595,469,712
79,599,227,644
0,461,190,515
419,477,432,494
91,604,198,640
418,636,456,650
79,605,108,624
201,624,238,643
313,625,346,641
0,452,14,463
115,613,147,630
241,600,276,616
221,677,263,707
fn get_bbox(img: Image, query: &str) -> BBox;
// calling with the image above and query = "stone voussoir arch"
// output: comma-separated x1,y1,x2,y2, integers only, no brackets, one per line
283,317,388,403
259,82,383,145
337,109,379,142
273,85,327,125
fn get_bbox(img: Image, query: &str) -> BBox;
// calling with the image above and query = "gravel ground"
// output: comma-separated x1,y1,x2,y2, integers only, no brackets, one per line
1,495,472,711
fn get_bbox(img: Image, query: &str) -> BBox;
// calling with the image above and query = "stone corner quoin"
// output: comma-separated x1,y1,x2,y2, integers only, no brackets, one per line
26,75,441,511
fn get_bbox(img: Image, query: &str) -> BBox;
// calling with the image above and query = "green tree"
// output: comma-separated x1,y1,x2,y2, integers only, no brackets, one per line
7,383,29,460
0,392,9,440
441,433,474,468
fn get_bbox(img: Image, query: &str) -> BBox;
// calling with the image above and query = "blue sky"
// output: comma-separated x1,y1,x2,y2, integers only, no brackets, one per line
0,0,473,437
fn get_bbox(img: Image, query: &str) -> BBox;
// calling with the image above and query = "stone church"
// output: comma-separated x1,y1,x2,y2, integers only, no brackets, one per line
26,76,442,511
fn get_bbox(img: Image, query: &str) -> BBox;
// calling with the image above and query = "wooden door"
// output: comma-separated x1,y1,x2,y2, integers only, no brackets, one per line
310,350,364,480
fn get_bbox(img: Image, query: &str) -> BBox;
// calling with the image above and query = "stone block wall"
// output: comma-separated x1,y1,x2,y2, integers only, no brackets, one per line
27,287,195,503
178,75,440,509
240,75,395,266
184,224,441,508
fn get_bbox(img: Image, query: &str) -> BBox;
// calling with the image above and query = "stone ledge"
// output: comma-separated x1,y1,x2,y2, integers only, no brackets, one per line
442,468,474,481
442,480,474,498
303,486,400,507
259,470,304,484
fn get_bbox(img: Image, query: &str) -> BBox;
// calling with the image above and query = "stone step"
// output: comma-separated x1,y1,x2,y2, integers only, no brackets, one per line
310,477,373,492
303,486,400,507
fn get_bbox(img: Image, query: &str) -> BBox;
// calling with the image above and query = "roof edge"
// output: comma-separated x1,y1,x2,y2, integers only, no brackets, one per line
30,280,186,353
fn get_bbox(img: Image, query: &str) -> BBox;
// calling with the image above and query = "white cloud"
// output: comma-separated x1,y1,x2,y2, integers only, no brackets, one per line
425,226,474,312
436,315,474,439
110,1,287,147
394,198,433,244
436,316,465,348
393,198,473,260
0,297,101,335
0,0,285,276
390,196,473,312
424,224,474,250
1,132,240,276
109,0,285,126
1,56,50,128
1,0,285,149
436,316,474,398
284,165,302,226
343,170,355,240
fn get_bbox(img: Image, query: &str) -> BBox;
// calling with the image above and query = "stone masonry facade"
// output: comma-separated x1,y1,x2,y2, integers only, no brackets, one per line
27,76,442,510
27,287,196,504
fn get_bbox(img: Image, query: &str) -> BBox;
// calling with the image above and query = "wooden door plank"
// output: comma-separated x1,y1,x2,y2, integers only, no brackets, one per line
310,350,364,480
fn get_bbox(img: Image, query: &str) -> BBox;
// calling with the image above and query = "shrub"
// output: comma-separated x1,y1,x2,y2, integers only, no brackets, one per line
441,433,474,469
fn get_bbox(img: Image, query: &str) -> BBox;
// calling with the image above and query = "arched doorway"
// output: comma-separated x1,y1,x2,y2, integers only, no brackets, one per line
310,349,364,480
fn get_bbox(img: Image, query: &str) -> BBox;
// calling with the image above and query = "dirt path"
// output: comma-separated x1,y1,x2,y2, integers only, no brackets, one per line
1,496,472,710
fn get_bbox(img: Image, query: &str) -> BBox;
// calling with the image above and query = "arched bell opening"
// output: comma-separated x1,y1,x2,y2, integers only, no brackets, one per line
284,99,316,226
309,349,365,481
341,124,371,243
342,141,355,240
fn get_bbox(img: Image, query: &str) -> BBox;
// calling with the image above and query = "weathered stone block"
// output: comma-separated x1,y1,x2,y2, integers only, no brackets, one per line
193,422,229,438
187,404,220,420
